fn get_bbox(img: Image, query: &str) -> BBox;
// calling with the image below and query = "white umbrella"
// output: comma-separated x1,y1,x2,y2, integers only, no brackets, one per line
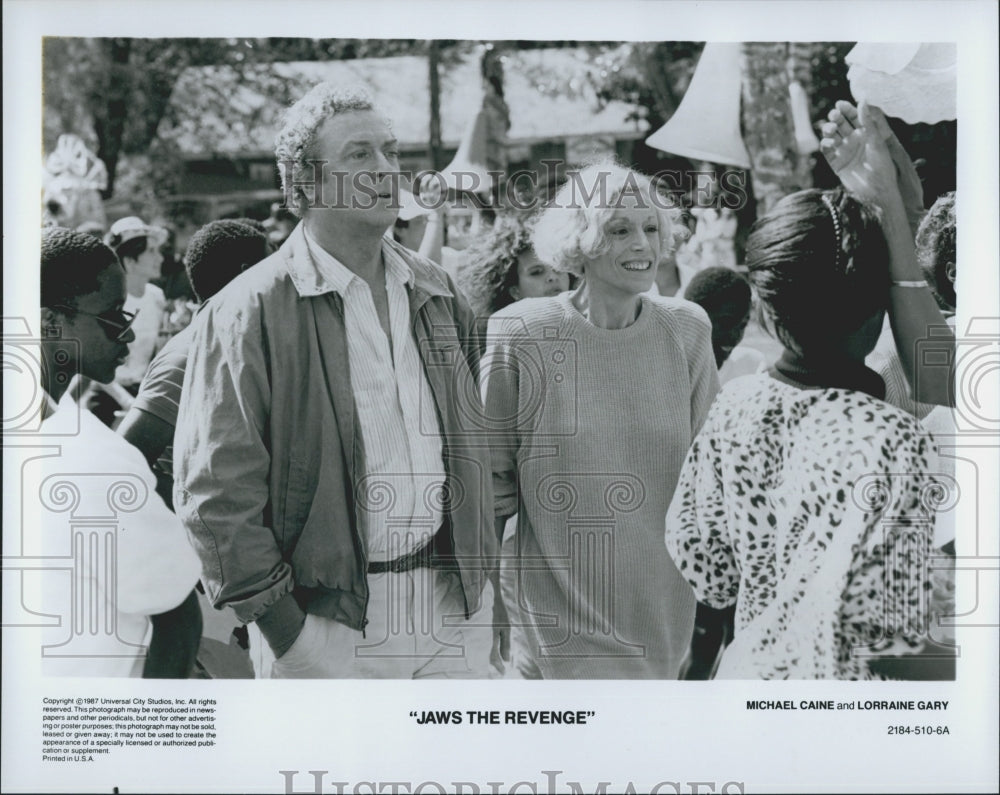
846,43,956,124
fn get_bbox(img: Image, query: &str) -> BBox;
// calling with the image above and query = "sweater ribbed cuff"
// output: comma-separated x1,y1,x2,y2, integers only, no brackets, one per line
255,593,306,658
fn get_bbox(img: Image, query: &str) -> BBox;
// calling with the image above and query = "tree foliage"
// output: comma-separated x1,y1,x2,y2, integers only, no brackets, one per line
42,38,479,200
43,37,955,220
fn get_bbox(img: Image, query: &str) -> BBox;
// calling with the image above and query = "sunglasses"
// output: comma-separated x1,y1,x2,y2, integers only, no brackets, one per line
51,305,138,343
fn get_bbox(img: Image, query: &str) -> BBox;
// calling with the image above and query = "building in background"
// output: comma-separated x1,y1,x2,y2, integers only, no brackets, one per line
156,48,650,238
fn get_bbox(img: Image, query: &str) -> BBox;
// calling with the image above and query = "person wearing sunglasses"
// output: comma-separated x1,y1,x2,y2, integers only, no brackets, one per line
34,227,202,678
48,303,138,342
75,215,170,427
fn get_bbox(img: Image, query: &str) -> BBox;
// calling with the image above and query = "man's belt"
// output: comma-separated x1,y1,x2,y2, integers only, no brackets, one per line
367,537,435,575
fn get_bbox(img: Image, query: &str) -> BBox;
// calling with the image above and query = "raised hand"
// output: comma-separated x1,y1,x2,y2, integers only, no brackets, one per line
820,100,901,209
862,102,927,235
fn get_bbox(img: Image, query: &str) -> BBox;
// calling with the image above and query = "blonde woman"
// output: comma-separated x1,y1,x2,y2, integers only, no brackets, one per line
482,161,719,678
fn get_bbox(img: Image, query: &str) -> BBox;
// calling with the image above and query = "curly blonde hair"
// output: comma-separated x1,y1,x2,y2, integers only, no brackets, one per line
531,159,682,277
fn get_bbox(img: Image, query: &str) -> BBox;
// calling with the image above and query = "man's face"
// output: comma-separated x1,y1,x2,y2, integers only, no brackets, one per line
54,265,134,385
309,110,401,232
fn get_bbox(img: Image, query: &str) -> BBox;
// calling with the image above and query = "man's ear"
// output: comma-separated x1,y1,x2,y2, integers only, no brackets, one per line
945,261,956,285
508,285,522,302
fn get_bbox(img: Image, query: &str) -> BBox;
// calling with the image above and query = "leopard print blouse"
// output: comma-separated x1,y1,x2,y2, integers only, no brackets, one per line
665,373,940,679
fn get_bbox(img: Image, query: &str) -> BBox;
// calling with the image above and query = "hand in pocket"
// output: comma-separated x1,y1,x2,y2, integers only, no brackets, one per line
272,614,324,677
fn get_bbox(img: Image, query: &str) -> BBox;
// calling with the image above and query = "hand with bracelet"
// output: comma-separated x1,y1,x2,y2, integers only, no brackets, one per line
821,100,955,407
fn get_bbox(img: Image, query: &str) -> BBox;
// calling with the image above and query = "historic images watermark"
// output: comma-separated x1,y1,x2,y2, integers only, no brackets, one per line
277,160,750,214
278,768,747,794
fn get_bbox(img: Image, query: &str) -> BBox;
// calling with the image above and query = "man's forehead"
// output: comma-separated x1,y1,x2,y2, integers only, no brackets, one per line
319,110,395,145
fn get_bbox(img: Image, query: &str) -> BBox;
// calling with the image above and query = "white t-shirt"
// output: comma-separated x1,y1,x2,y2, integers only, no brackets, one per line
116,283,166,387
23,392,201,677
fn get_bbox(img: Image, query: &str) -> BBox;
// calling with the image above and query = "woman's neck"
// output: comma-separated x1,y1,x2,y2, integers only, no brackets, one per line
125,269,148,298
772,346,885,399
570,282,642,330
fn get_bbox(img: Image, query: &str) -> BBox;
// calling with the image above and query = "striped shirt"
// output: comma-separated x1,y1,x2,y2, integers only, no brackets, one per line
304,228,445,561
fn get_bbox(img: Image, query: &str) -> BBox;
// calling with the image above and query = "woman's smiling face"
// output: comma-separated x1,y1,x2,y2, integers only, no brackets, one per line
581,194,662,300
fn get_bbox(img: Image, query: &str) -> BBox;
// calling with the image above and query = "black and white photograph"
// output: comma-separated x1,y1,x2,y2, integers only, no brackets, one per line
3,1,998,792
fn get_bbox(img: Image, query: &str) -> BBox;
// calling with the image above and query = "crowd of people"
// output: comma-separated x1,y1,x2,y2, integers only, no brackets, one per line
37,82,957,680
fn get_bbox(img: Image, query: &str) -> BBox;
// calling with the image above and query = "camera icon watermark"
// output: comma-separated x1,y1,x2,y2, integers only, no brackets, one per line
949,317,999,435
420,318,580,439
2,316,80,436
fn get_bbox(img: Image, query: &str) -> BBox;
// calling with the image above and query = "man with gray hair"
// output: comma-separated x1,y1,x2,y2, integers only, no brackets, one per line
173,83,495,678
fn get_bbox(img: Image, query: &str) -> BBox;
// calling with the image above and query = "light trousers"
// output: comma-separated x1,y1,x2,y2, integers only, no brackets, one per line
250,567,489,679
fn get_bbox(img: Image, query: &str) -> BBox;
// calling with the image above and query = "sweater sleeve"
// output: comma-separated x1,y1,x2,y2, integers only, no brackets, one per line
683,302,721,437
481,314,523,518
664,406,740,609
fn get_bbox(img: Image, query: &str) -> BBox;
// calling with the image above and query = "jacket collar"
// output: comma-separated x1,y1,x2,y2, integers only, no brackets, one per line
280,222,453,301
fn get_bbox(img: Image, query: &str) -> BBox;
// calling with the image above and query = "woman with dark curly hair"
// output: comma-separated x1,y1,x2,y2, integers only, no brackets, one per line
868,189,957,418
455,211,570,318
